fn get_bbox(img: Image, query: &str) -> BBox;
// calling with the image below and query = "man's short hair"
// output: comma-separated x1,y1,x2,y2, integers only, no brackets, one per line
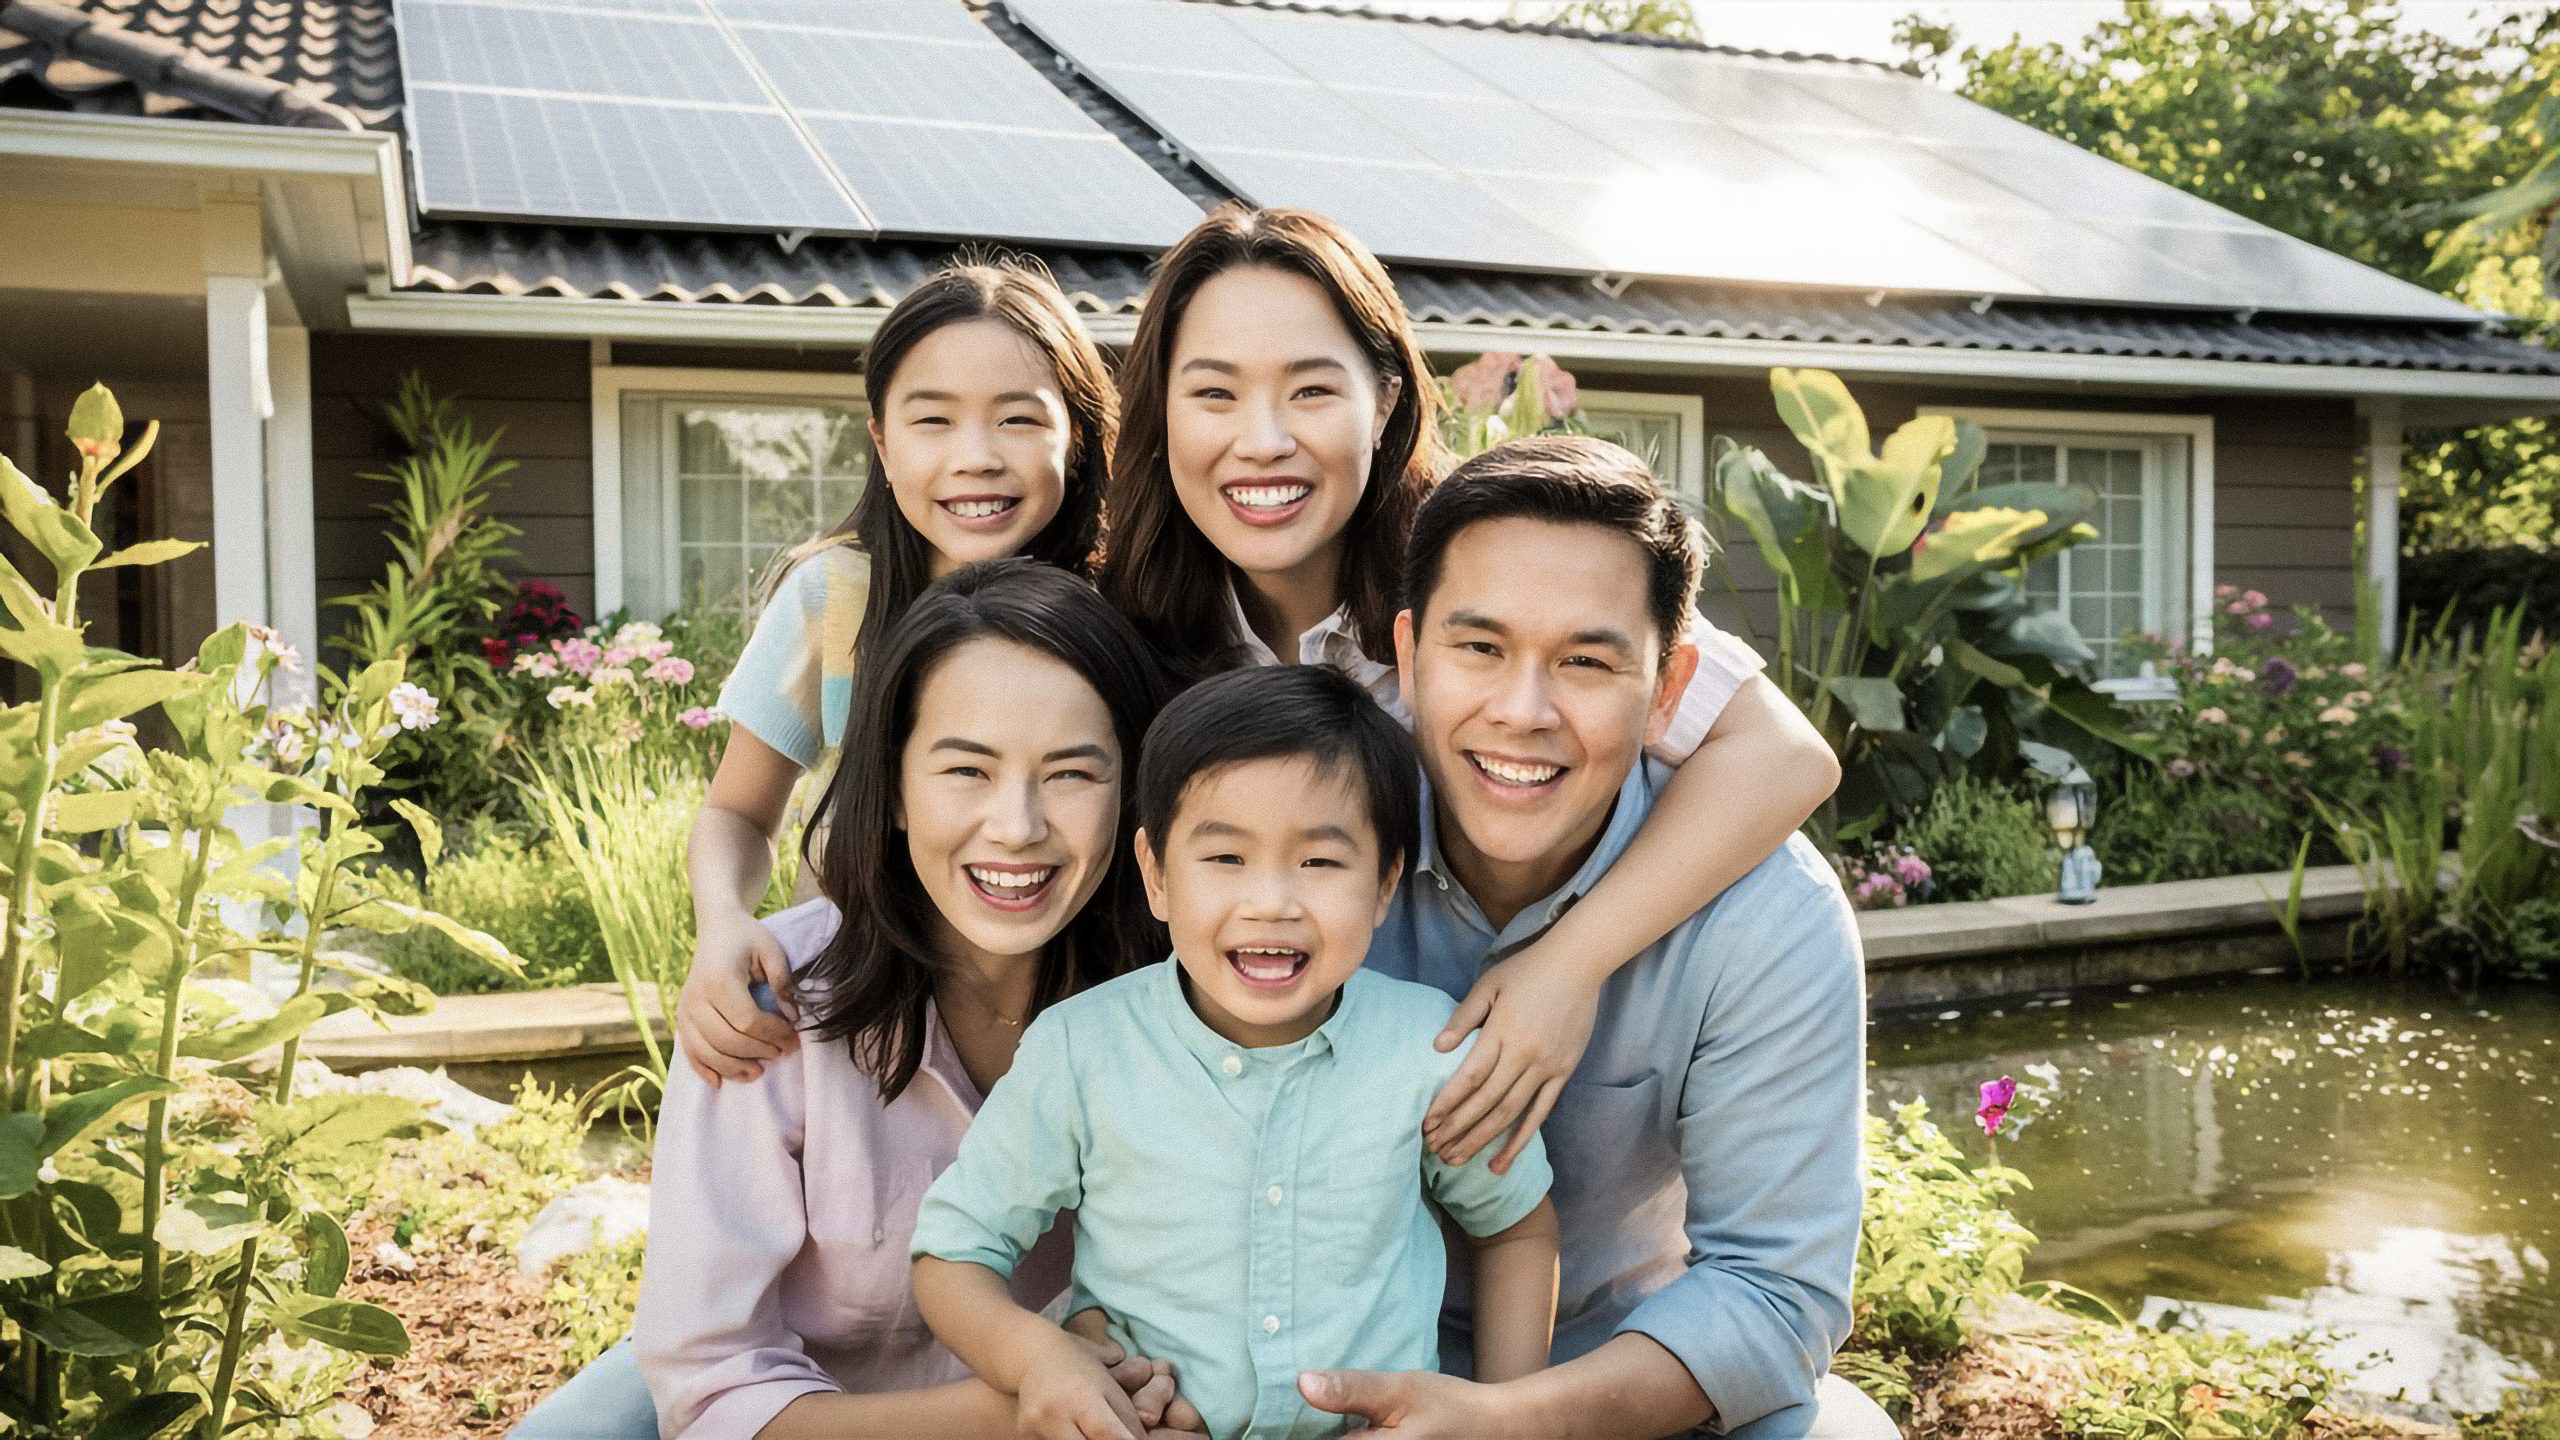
1136,665,1419,879
1404,435,1703,660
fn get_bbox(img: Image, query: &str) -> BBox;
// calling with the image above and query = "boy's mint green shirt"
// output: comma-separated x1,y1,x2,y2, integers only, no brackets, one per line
912,960,1553,1440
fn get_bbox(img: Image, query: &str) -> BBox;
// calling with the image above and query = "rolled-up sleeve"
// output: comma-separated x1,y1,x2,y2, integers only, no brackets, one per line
911,1015,1086,1276
1424,1038,1554,1238
1648,613,1770,765
1616,852,1864,1434
633,1051,836,1439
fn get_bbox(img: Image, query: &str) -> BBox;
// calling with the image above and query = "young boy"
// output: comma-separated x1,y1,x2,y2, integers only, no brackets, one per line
912,665,1561,1440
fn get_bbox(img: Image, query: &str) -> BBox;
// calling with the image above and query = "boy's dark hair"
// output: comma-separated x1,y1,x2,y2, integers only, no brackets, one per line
1403,435,1703,661
1136,665,1419,880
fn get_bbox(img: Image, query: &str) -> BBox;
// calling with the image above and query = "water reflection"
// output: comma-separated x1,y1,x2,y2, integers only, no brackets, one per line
1868,979,2559,1411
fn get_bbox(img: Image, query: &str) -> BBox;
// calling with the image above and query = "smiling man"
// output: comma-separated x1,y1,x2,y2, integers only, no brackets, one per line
1301,436,1892,1440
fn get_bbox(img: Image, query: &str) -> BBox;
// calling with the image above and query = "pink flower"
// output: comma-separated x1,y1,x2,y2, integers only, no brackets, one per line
2167,757,2199,778
554,637,602,677
1977,1076,2018,1137
1891,852,1932,888
641,640,675,662
601,645,638,669
525,652,559,679
679,706,717,729
2227,600,2251,615
2341,662,2368,679
1536,358,1579,419
2215,583,2239,599
2242,590,2267,608
2247,611,2275,631
1449,352,1520,412
2195,706,2228,725
646,656,696,685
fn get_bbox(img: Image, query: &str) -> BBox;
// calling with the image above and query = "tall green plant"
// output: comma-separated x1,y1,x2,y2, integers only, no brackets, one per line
1717,368,2139,830
0,387,518,1435
332,373,523,820
521,748,701,1102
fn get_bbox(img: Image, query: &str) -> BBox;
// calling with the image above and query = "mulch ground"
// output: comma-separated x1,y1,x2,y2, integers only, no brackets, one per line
341,1213,563,1437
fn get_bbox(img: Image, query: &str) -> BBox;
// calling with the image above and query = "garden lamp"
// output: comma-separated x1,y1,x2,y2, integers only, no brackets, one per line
2046,764,2101,904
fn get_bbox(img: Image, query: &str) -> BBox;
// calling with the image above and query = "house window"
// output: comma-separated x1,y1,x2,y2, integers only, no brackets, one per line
1580,391,1707,513
596,369,869,621
1923,407,2213,678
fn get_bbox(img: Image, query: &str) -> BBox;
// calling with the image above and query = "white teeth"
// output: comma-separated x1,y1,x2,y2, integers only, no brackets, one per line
1473,755,1561,786
967,866,1054,891
1226,483,1311,510
945,498,1018,519
1237,946,1301,955
1232,948,1307,982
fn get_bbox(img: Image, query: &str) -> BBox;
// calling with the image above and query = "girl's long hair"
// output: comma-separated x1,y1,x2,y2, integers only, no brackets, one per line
798,559,1172,1102
1098,204,1442,684
777,256,1119,661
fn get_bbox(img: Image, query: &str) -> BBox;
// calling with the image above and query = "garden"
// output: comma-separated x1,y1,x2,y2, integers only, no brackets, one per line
3,6,2558,1428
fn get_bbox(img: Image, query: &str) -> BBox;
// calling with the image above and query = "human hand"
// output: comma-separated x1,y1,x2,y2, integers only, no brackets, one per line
1424,949,1600,1172
675,907,798,1086
1298,1368,1516,1440
1016,1327,1152,1440
1065,1310,1205,1434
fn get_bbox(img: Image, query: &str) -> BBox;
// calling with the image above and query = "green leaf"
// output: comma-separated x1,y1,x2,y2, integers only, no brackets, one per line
1940,704,1989,758
1715,438,1842,612
2044,683,2165,761
0,452,103,575
25,1289,163,1356
0,616,89,678
58,669,206,735
1948,638,2027,692
1979,609,2097,669
1825,676,1908,733
302,1210,351,1298
0,1245,51,1281
154,1199,262,1256
259,1094,430,1181
345,900,523,978
89,539,203,571
51,788,137,834
0,1113,43,1199
269,1293,411,1357
41,1076,181,1159
181,994,330,1063
1770,368,1950,557
90,1392,202,1440
50,1179,126,1253
390,797,444,869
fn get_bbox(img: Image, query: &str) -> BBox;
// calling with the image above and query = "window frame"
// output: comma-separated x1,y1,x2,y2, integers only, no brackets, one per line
1917,405,2216,654
1578,389,1708,510
591,365,868,618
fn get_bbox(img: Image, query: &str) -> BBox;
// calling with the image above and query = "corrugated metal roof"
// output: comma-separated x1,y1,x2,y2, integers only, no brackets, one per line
406,221,2560,376
0,0,392,127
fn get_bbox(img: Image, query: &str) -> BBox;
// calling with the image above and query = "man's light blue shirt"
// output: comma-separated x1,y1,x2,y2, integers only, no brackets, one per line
912,959,1552,1440
1366,761,1865,1439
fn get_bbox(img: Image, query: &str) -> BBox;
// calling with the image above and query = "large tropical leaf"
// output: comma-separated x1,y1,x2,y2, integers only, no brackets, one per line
1715,438,1841,609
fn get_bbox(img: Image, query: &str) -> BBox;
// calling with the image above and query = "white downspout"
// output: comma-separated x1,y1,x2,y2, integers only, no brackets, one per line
2364,399,2405,658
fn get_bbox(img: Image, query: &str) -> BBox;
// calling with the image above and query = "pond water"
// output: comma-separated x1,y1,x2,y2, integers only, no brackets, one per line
1869,976,2559,1412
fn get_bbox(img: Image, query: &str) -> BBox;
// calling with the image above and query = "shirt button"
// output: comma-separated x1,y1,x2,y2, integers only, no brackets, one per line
1262,1315,1281,1335
1266,1185,1284,1206
1220,1055,1243,1077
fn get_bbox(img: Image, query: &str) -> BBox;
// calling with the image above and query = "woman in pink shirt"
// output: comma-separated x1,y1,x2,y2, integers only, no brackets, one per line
512,561,1191,1440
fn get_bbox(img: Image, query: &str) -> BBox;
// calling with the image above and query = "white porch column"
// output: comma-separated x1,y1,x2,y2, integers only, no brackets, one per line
203,192,272,632
263,323,318,699
2364,398,2404,658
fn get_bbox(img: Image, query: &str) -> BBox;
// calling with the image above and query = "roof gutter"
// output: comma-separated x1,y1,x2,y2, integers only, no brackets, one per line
341,288,2560,410
0,110,412,283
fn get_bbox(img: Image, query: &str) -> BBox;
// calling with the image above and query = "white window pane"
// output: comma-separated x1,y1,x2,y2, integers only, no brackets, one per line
656,399,868,620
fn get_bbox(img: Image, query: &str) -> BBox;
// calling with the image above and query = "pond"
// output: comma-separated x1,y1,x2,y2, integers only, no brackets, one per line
1869,975,2559,1413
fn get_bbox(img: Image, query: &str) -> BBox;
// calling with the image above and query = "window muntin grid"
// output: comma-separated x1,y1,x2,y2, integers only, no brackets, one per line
1981,439,2160,678
664,401,869,618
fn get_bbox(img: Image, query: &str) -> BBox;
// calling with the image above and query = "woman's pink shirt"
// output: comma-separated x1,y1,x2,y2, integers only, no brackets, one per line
633,899,1072,1438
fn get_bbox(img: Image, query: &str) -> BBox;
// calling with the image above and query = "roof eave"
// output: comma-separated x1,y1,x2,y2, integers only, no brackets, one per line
340,288,2560,422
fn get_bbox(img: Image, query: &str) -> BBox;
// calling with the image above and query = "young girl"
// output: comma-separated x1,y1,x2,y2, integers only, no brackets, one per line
1097,205,1842,1170
679,259,1119,1085
512,562,1198,1440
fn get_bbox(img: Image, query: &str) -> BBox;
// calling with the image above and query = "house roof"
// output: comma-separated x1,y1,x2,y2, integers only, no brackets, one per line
406,220,2560,377
0,0,391,127
7,0,2557,385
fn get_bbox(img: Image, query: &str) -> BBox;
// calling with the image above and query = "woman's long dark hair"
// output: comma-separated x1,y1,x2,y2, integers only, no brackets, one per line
798,559,1171,1102
1097,204,1443,685
777,256,1119,661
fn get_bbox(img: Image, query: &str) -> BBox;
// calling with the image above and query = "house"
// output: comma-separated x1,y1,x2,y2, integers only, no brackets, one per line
5,0,2557,693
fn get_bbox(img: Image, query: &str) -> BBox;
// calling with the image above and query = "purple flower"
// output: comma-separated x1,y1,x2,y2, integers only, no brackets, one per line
2247,611,2276,631
679,706,719,729
2259,656,2298,697
1977,1076,2017,1137
2376,744,2409,777
1891,853,1932,888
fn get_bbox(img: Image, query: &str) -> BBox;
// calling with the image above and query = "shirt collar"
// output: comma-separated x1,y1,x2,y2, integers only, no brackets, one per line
1411,761,1656,940
1222,580,1369,671
1148,955,1347,1068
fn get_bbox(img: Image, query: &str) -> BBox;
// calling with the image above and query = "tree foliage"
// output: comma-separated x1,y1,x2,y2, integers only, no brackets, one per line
1523,0,1699,41
1902,2,2560,556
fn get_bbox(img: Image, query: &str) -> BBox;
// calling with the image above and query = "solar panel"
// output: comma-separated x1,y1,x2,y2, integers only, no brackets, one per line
395,0,1202,248
1011,0,2478,320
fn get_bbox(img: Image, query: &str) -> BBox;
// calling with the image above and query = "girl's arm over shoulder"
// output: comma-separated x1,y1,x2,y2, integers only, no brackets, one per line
681,726,809,1085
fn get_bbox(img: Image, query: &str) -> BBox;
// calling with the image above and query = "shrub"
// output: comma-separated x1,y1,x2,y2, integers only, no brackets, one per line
375,1082,589,1251
2491,898,2560,983
2093,764,2305,884
1855,1101,2035,1356
2060,1316,2343,1440
2405,546,2560,643
548,1232,646,1374
1896,775,2055,900
2465,1382,2560,1440
364,824,606,993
